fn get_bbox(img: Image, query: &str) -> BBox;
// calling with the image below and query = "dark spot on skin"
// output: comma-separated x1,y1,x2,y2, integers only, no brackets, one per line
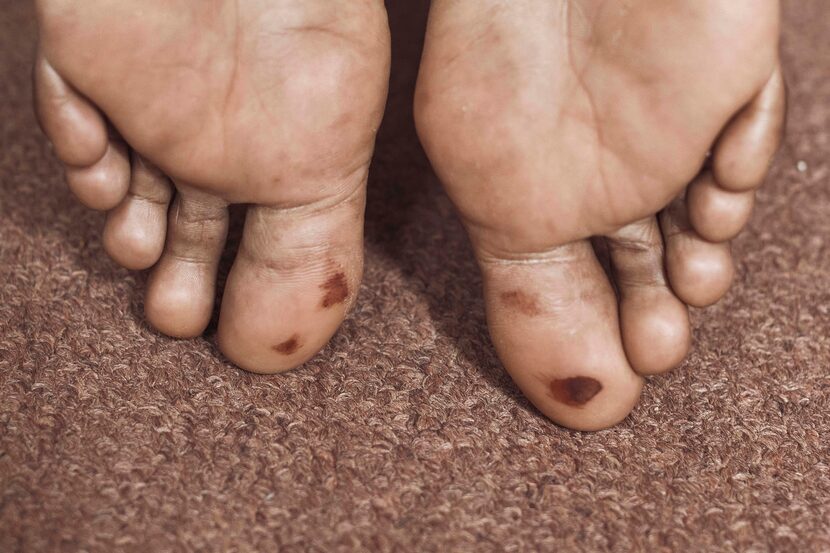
320,272,349,309
549,377,603,407
274,334,301,355
501,289,542,317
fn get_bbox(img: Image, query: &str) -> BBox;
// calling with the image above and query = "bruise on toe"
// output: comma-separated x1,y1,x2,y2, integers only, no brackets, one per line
320,272,349,309
549,376,603,407
500,289,542,317
274,334,302,355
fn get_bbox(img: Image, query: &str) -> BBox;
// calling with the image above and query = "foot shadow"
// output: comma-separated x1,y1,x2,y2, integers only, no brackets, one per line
362,0,522,399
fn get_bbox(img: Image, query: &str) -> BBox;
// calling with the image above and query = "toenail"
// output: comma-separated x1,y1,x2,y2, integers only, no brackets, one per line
549,377,603,407
320,272,349,309
273,334,302,355
500,289,542,316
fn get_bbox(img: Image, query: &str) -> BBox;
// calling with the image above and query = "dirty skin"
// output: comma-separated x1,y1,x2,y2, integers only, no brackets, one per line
500,289,542,317
549,376,603,407
320,272,349,309
273,334,301,355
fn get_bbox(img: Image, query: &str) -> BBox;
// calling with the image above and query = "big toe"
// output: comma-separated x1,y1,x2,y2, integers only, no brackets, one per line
480,240,644,431
216,187,366,374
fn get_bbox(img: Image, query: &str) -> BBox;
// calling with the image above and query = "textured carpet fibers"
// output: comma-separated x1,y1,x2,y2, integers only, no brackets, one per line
1,1,829,551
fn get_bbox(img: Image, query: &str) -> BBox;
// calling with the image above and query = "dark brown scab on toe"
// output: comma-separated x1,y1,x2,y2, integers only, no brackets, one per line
274,334,302,355
320,272,349,309
501,289,542,317
549,377,603,407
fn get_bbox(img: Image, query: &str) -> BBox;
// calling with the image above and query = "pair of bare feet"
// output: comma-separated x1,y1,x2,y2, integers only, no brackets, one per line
33,0,786,430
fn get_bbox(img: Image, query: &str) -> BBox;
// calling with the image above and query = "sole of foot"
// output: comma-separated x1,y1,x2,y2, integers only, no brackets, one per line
34,0,391,373
415,0,786,430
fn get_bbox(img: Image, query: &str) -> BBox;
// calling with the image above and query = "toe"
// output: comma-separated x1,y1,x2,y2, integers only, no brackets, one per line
103,154,173,270
480,241,644,431
660,197,735,308
606,217,691,376
145,186,228,338
686,171,755,243
713,62,787,192
34,53,130,210
217,187,366,375
33,53,108,168
64,139,131,211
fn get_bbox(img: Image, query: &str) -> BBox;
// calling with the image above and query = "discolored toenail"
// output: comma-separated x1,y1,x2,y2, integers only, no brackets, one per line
549,376,603,407
320,272,349,309
273,334,302,355
500,289,542,317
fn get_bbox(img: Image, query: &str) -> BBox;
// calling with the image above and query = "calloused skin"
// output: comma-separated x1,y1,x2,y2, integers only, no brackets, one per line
415,0,786,430
34,0,391,373
33,0,786,431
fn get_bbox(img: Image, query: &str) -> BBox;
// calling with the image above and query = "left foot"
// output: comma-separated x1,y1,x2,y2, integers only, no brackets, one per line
34,0,390,372
415,0,786,430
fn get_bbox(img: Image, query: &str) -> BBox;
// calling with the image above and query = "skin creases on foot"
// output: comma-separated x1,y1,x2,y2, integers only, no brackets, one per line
33,0,392,373
415,0,786,430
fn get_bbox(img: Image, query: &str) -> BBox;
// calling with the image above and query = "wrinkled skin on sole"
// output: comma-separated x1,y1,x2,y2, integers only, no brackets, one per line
33,0,391,373
415,0,786,430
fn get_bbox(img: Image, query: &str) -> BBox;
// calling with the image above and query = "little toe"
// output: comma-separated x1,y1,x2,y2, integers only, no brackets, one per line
660,197,735,308
217,187,366,375
33,53,108,168
686,171,755,243
713,62,787,192
103,154,173,270
145,186,228,338
480,240,644,431
34,53,130,210
606,217,691,376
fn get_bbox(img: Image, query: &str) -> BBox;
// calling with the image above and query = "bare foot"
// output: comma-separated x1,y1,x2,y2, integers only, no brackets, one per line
33,0,390,372
415,0,786,430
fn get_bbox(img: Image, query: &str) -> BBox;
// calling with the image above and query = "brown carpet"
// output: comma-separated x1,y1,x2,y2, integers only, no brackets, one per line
2,1,829,551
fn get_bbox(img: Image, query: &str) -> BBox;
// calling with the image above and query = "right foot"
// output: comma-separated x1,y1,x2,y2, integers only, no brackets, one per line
415,0,786,430
34,0,390,372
